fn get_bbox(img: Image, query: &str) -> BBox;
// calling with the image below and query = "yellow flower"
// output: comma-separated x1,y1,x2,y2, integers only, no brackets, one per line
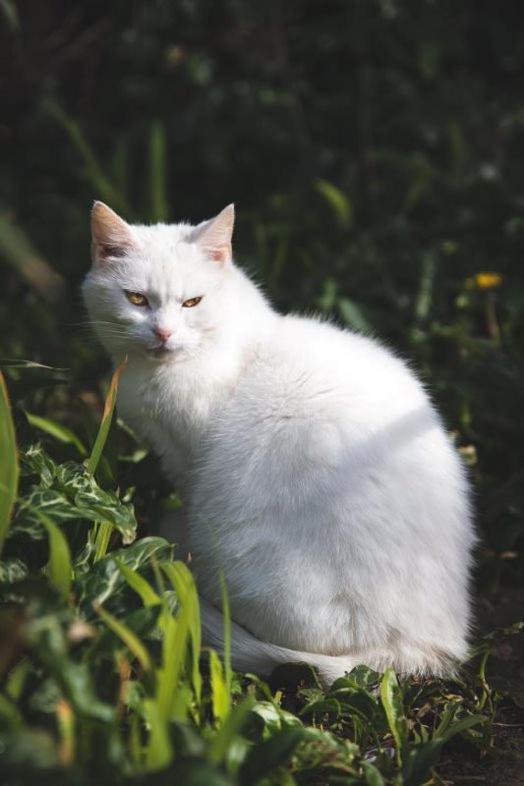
474,272,503,290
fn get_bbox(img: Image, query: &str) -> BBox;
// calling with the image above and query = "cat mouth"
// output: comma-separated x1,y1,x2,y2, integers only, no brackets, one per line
147,344,173,357
147,344,186,362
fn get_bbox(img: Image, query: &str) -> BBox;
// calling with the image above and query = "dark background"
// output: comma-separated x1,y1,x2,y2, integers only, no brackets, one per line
1,1,523,599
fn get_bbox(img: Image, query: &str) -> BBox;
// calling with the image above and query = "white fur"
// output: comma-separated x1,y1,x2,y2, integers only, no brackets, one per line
83,206,475,685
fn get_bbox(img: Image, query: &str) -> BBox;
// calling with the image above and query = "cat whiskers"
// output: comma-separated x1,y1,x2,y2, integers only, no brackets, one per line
74,320,130,331
73,320,133,346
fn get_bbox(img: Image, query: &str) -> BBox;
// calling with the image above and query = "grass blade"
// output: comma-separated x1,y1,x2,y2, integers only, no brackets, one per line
219,572,232,702
117,559,161,607
0,694,22,729
142,697,172,770
87,358,126,476
315,179,353,228
0,0,20,32
25,412,87,456
56,699,75,766
438,714,487,743
208,696,255,765
155,608,187,721
154,582,193,721
45,99,130,216
161,561,202,706
0,214,64,302
149,120,168,223
209,649,229,724
0,372,18,557
93,521,113,561
93,602,153,673
239,726,305,786
34,509,72,599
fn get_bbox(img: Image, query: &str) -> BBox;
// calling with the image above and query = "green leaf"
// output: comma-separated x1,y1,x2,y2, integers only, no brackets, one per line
251,700,302,739
0,359,67,372
0,217,64,303
87,358,126,476
93,520,112,561
220,572,232,703
300,697,342,718
337,297,373,333
209,649,230,724
0,372,18,557
0,693,22,729
25,412,87,456
379,669,407,766
142,697,173,770
149,120,168,222
0,361,68,401
5,658,30,702
362,760,386,786
239,726,305,786
34,509,72,599
402,740,443,786
13,449,137,546
30,616,115,723
315,179,353,228
45,99,130,215
413,249,437,325
117,559,161,607
94,602,153,673
75,537,171,610
438,713,487,743
19,443,56,485
208,696,255,766
401,713,487,786
155,607,188,721
0,0,20,32
161,561,202,708
0,557,28,583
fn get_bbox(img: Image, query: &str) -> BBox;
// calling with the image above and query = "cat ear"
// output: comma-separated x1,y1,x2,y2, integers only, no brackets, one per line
191,204,235,264
91,201,138,264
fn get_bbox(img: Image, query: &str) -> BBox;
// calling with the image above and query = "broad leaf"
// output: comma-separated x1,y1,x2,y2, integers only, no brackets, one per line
380,669,408,766
0,372,18,556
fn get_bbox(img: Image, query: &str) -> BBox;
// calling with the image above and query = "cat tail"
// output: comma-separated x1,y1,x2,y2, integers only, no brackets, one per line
199,596,356,687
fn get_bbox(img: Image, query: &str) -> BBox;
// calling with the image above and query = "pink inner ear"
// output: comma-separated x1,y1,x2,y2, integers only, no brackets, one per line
207,244,231,263
101,243,128,258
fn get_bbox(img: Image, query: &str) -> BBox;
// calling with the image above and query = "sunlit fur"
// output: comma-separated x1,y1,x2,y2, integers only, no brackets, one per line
83,208,475,685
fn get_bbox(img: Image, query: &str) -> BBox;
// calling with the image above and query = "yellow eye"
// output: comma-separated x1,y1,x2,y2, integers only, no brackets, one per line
124,290,149,307
182,296,203,308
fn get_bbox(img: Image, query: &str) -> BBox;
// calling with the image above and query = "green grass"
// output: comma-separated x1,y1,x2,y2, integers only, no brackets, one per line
0,367,522,786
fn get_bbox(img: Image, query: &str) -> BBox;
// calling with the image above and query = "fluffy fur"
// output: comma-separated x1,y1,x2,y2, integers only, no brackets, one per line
83,201,475,685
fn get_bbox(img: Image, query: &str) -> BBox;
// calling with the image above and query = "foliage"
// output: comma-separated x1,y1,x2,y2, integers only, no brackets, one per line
0,367,521,784
0,1,523,782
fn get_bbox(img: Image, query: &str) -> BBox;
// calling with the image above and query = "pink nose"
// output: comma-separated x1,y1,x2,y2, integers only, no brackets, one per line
153,327,172,343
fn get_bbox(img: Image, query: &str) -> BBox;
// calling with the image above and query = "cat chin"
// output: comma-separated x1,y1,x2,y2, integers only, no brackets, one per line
145,346,189,363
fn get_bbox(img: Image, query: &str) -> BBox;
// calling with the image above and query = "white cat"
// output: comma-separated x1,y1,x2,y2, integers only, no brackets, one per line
83,201,475,685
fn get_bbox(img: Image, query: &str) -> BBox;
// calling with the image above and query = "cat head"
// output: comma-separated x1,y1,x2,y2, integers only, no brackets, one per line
82,201,236,363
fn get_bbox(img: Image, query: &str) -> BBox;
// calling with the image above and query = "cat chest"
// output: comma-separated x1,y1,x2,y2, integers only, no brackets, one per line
117,372,216,447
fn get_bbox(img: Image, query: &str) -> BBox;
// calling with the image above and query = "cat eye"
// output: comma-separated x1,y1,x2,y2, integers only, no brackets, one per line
182,296,203,308
124,290,149,307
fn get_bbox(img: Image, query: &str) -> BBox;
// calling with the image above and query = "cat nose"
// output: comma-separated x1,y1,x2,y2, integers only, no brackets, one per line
153,327,172,343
